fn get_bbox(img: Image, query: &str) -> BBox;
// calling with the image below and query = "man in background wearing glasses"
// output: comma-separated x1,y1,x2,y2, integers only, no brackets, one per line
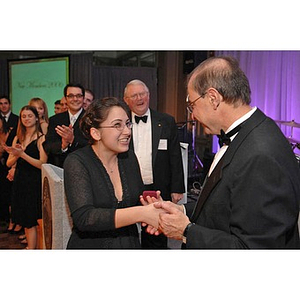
124,79,185,249
43,83,88,168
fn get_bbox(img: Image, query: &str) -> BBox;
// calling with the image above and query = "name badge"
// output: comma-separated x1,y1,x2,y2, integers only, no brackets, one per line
158,139,167,150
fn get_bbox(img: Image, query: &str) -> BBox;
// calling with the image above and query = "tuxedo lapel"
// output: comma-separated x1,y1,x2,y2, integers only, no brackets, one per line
191,155,225,222
6,113,18,127
221,108,267,168
58,111,70,126
5,113,18,146
129,114,135,151
151,111,162,164
190,109,267,223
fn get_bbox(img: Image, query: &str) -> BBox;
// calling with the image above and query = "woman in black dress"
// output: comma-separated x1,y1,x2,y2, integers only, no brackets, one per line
5,106,47,249
64,97,161,249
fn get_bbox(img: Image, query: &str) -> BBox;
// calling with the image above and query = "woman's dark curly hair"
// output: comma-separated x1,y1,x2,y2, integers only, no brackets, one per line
80,97,130,144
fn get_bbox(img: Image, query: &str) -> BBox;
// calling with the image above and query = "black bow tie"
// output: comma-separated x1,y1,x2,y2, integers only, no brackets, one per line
217,125,242,148
135,115,148,124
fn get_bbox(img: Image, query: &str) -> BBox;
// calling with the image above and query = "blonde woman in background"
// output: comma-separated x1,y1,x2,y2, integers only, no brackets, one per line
28,98,49,134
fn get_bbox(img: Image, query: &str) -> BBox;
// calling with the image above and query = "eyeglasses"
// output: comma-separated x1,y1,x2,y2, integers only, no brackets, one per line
66,94,84,100
186,93,206,114
99,121,133,131
127,91,148,101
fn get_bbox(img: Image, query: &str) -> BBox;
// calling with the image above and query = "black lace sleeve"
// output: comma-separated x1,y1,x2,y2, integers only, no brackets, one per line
64,147,116,232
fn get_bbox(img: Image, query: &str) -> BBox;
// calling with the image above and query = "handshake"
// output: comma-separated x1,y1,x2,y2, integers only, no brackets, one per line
139,190,191,241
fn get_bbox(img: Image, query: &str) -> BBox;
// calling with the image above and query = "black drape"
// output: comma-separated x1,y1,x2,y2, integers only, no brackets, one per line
0,59,8,96
69,52,93,91
92,66,157,110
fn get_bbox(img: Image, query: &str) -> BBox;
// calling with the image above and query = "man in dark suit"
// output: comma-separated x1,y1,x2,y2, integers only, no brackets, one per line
124,79,185,249
0,96,19,147
43,84,89,168
0,96,19,224
151,56,300,248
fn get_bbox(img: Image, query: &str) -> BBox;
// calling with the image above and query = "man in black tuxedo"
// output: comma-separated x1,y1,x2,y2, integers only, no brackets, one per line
152,56,300,249
43,84,88,168
124,79,185,249
0,96,19,224
0,96,19,148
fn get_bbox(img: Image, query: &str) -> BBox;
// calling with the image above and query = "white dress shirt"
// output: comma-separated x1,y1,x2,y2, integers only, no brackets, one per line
208,107,257,176
61,108,83,152
68,108,83,127
132,109,153,185
1,111,11,122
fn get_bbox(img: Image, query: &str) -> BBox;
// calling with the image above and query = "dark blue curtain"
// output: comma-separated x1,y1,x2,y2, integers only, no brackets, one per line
92,66,157,110
0,59,8,96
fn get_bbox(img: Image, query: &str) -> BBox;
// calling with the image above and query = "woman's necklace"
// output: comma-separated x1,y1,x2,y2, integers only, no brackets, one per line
104,158,118,174
91,145,118,174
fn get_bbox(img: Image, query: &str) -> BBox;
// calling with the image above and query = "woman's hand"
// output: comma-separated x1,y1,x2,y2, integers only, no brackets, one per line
140,190,164,234
7,167,16,181
4,143,24,158
140,190,162,206
141,203,165,235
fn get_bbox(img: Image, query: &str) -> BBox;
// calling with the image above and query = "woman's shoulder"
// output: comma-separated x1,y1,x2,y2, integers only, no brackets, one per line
37,134,45,143
71,144,91,155
40,121,48,128
65,145,92,162
64,146,97,172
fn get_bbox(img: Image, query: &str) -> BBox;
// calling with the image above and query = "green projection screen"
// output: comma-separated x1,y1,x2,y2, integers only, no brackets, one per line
9,57,69,117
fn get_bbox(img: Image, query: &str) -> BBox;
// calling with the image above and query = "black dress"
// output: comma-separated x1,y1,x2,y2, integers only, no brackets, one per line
64,145,144,249
11,137,43,228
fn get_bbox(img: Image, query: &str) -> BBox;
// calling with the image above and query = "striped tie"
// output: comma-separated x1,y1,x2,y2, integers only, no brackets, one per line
70,115,76,126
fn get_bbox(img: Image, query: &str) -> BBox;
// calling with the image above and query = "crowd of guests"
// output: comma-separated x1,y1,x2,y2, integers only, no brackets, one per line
0,86,99,249
0,96,59,248
0,80,185,249
1,56,300,250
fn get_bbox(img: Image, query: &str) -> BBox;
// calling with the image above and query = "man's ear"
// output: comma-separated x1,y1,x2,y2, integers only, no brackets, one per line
207,87,222,110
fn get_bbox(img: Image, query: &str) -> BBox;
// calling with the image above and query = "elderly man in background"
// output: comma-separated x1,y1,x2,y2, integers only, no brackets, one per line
124,79,185,249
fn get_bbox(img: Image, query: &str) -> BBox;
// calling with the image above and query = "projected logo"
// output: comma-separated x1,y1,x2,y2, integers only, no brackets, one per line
42,176,53,249
9,57,69,117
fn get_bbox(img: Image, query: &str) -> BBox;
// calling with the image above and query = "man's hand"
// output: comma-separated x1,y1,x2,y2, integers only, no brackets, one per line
154,201,190,240
55,124,74,149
